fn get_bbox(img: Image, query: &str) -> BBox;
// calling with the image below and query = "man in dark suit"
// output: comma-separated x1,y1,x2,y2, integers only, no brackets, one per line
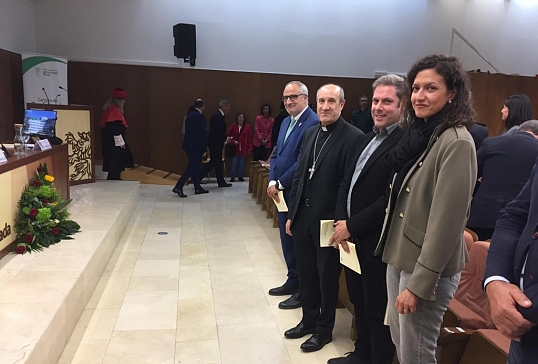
173,99,209,197
484,157,538,364
200,99,233,187
283,84,364,353
469,122,489,150
351,95,374,134
468,120,538,240
327,75,405,364
267,81,319,309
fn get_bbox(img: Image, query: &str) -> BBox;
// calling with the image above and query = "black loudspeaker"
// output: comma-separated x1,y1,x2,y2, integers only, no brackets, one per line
173,23,196,66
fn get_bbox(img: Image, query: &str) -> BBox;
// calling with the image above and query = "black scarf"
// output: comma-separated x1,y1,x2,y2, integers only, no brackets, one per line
386,109,447,208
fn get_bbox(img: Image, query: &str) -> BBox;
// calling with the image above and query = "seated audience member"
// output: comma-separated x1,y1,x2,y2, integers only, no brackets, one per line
253,103,274,161
227,112,252,182
468,120,538,240
469,122,488,150
500,94,533,136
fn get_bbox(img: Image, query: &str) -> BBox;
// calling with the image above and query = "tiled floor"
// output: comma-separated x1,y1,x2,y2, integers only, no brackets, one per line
57,181,354,364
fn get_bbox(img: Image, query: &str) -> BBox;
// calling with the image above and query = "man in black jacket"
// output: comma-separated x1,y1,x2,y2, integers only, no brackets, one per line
173,99,209,197
200,99,233,187
328,75,405,364
284,84,364,353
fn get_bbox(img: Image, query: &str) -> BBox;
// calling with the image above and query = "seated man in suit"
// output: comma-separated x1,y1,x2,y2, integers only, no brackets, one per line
485,157,538,363
328,74,405,364
468,120,538,240
267,81,319,309
284,84,364,353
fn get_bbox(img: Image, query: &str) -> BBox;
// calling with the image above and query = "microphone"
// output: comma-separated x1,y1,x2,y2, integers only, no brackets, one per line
59,85,68,92
42,87,51,104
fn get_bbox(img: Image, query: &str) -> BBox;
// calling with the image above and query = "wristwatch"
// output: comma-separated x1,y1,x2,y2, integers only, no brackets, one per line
276,181,283,190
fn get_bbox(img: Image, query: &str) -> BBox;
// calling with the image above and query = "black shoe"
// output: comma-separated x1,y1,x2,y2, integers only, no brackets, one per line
268,284,297,296
278,292,301,310
238,177,245,182
230,178,235,182
300,333,332,353
173,188,187,198
284,322,316,339
218,182,233,187
327,352,366,364
195,188,209,195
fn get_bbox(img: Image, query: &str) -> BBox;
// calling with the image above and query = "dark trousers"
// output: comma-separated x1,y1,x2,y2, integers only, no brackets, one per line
346,251,395,364
278,189,298,288
175,151,203,190
292,204,341,336
253,146,269,161
200,148,226,184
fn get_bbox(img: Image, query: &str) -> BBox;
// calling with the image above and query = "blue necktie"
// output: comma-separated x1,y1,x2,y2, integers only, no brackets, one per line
284,117,297,142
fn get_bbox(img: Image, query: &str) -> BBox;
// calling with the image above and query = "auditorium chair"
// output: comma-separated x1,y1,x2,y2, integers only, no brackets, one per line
463,230,475,252
437,241,509,364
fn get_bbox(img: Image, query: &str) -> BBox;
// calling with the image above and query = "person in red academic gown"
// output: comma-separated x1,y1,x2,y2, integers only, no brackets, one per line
100,88,132,180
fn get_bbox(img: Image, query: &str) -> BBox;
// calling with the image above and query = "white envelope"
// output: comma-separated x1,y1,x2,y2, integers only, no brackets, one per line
320,220,334,247
338,241,361,274
272,190,288,212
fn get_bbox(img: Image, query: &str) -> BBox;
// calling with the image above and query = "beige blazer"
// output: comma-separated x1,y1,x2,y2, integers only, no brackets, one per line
376,125,477,301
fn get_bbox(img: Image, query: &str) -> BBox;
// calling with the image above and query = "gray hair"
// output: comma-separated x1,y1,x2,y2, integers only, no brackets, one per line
372,74,405,103
519,120,538,135
286,81,309,96
318,84,345,102
219,99,230,107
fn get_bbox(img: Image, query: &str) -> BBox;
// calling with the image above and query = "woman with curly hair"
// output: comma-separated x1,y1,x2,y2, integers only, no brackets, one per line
376,54,477,363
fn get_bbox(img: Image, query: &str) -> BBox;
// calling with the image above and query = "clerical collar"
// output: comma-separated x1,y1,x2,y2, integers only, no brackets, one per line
373,121,400,136
320,118,340,132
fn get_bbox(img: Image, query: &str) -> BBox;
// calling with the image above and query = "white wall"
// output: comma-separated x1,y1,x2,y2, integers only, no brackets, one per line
0,0,36,53
28,0,538,77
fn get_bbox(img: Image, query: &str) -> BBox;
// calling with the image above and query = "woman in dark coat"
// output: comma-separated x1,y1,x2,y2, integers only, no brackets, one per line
101,88,130,180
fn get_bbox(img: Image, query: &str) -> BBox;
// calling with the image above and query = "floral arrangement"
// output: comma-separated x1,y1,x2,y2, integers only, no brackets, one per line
13,163,80,254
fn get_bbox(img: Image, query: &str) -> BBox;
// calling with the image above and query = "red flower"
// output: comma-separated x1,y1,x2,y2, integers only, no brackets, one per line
24,234,34,243
51,227,60,236
43,199,50,204
32,179,42,188
29,208,38,217
37,166,44,174
15,245,26,254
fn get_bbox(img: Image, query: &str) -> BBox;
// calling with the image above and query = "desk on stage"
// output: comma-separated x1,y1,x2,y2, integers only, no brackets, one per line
0,144,69,254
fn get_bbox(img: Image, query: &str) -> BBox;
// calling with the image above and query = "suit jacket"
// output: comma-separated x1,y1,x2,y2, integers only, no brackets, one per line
469,122,488,150
288,117,364,224
485,158,538,362
468,132,538,229
227,123,252,157
335,127,404,255
376,125,477,301
182,109,207,154
269,107,319,190
207,110,227,151
253,115,274,148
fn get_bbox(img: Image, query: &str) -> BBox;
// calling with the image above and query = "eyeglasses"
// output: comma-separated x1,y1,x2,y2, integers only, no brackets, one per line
282,94,305,102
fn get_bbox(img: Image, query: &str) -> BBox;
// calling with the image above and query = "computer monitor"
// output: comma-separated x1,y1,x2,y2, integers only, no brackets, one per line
23,109,57,137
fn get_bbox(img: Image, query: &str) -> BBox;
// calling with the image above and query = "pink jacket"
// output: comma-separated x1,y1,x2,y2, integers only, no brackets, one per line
253,115,274,148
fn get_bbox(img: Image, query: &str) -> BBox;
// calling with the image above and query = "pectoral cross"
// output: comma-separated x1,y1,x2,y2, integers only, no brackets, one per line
308,166,315,179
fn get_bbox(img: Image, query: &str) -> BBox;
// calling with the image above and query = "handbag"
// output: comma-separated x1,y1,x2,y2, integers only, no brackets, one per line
226,124,244,158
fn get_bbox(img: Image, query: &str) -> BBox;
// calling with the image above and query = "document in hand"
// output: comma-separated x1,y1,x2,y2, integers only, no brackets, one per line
319,220,334,247
113,134,125,147
338,241,361,274
272,190,288,212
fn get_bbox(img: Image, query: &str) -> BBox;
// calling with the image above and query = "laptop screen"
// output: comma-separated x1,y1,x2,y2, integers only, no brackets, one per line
24,109,57,137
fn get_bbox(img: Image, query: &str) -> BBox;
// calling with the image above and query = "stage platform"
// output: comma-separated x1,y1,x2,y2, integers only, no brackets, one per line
0,181,140,364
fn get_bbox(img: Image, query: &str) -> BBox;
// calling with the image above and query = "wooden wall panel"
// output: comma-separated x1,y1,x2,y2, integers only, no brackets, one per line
0,60,506,177
0,48,24,142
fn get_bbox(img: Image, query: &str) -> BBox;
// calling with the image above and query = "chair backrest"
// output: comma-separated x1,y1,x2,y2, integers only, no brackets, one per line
453,241,495,329
463,230,475,252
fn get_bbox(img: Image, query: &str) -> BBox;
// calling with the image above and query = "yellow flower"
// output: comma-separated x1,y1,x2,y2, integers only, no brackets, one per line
51,201,58,206
45,175,55,182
